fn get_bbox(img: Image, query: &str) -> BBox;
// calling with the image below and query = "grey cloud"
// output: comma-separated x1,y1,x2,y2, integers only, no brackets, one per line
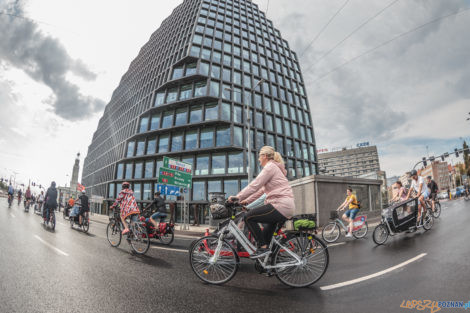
0,0,104,121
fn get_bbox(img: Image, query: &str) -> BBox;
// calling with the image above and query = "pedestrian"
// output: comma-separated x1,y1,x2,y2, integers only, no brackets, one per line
192,204,200,226
169,200,176,224
447,188,451,200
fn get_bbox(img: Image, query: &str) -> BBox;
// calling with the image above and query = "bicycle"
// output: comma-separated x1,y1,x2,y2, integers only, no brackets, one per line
189,199,329,288
424,197,441,218
322,210,368,243
8,194,13,208
106,208,150,255
44,207,56,231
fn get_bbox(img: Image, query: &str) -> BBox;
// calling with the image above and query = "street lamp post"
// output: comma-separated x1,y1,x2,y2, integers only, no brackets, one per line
225,79,264,183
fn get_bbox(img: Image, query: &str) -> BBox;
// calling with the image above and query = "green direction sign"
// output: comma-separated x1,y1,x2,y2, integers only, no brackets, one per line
163,156,192,174
158,167,192,188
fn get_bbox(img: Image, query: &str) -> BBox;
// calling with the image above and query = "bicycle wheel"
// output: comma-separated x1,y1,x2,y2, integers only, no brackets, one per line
423,209,434,231
353,222,368,239
321,222,340,243
373,223,389,245
159,228,174,245
432,203,441,218
106,221,122,247
189,236,239,285
274,234,329,288
50,213,56,231
129,223,150,255
82,220,90,233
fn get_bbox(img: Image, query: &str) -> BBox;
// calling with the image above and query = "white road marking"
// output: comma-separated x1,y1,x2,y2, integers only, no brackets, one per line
320,253,427,291
34,235,69,256
10,213,15,218
151,246,188,253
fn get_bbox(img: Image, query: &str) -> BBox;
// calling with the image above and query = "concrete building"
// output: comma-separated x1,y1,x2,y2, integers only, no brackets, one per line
82,0,318,216
420,161,451,191
318,146,380,178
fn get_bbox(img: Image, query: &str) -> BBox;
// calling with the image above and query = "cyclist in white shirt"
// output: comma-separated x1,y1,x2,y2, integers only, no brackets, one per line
405,170,430,222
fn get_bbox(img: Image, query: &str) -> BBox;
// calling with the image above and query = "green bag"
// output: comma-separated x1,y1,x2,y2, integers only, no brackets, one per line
294,219,316,230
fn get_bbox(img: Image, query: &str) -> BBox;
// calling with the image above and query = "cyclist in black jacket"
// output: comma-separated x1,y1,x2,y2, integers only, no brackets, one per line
145,192,167,228
426,176,439,213
78,190,89,226
43,182,58,222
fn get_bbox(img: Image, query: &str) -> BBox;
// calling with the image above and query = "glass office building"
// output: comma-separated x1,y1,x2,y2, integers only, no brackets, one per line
82,0,318,206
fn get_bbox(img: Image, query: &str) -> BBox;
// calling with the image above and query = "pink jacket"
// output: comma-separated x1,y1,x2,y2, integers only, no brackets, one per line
236,161,295,218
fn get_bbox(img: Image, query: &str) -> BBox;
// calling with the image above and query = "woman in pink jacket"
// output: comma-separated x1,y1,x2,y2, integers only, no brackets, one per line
229,146,295,258
110,182,140,234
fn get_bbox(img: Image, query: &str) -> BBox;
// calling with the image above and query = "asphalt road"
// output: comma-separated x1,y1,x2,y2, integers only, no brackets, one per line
0,197,469,313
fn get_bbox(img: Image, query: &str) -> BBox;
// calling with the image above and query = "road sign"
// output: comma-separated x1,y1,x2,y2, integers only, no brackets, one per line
156,184,181,196
163,157,192,174
158,167,192,188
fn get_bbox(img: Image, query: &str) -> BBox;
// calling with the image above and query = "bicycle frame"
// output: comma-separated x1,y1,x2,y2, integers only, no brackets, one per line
209,220,303,270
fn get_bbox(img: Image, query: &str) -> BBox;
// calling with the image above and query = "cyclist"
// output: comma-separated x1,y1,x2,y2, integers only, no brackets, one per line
426,176,439,213
43,182,58,223
17,189,22,205
25,186,32,208
38,191,44,212
110,182,140,235
145,191,166,229
405,170,430,223
78,190,89,226
228,146,295,259
337,187,360,238
7,183,14,205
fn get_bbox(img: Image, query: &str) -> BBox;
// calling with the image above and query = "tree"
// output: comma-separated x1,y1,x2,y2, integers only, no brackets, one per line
464,141,470,176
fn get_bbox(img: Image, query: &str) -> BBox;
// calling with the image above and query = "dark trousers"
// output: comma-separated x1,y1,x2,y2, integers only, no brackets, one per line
245,204,286,247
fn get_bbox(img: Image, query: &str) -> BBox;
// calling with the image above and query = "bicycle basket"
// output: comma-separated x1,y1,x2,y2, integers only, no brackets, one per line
330,211,339,219
210,203,230,219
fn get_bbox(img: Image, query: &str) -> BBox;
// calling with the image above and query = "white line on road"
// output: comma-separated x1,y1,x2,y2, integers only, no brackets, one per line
34,235,69,256
10,213,15,218
320,253,427,291
151,246,188,253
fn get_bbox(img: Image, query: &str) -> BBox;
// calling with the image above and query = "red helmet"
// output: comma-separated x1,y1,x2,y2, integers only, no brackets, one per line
122,181,130,188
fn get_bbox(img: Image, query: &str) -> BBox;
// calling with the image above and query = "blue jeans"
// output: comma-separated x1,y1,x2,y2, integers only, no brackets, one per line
151,212,167,222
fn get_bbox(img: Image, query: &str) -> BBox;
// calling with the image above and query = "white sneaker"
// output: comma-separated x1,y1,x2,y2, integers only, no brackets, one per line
345,233,353,238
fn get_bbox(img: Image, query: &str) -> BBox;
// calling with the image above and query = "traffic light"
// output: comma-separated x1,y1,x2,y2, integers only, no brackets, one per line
429,156,435,162
455,148,459,157
422,157,427,167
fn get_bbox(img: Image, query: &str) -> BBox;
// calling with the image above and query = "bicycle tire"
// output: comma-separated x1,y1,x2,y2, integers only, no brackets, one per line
159,228,174,245
321,222,340,243
189,236,239,285
50,213,56,231
274,233,329,288
130,223,150,255
372,223,389,245
82,220,90,233
423,209,434,231
353,221,368,239
432,202,441,218
107,221,122,247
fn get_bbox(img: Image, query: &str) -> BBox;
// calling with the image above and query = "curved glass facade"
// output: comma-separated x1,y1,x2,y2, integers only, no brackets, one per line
83,0,318,206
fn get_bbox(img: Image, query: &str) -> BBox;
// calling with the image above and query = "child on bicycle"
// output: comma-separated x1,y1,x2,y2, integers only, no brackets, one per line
110,182,140,235
337,187,360,238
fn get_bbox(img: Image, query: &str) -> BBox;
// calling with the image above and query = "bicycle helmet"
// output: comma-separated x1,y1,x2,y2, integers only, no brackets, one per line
409,170,417,176
81,189,86,193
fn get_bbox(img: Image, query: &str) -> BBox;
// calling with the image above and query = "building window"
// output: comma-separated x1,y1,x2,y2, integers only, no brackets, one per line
125,163,133,179
224,180,239,197
108,183,115,198
158,135,169,153
150,114,160,130
134,162,143,179
143,183,152,201
171,132,183,151
185,63,197,76
185,130,198,150
256,131,265,149
144,161,153,178
234,105,243,124
126,141,135,157
166,88,178,103
209,81,220,97
216,127,231,146
194,81,207,97
228,152,244,173
174,108,188,126
277,136,285,155
200,61,210,76
190,105,203,123
116,163,124,179
155,92,165,106
212,153,226,174
200,128,214,148
234,126,243,147
211,64,221,79
136,140,145,156
284,120,292,136
195,155,209,175
208,180,222,193
192,181,206,200
172,66,183,80
139,117,149,133
162,111,173,128
133,183,141,200
179,84,192,101
147,138,156,155
221,102,231,120
205,103,218,120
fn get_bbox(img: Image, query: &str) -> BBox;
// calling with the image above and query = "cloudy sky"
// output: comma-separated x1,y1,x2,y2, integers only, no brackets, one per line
1,0,469,190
